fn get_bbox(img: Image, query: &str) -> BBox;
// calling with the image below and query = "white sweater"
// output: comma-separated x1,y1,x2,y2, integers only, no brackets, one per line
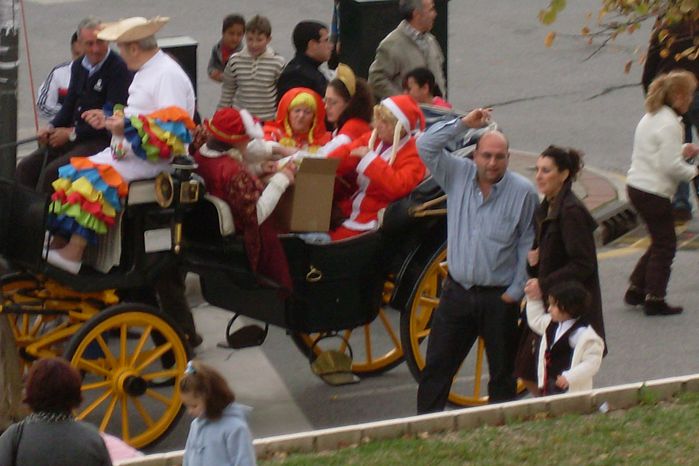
627,105,698,199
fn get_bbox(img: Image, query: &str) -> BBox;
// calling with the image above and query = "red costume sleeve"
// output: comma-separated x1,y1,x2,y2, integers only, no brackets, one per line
361,139,426,200
326,131,372,176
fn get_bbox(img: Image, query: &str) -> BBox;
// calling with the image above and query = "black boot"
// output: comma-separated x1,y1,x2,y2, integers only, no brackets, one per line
644,296,683,316
624,286,645,306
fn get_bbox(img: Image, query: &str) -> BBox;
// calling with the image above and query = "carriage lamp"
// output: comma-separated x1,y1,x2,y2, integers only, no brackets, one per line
155,172,174,208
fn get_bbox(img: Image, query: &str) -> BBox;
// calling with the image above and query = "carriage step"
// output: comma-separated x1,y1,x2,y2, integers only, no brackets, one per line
311,350,359,386
217,324,268,349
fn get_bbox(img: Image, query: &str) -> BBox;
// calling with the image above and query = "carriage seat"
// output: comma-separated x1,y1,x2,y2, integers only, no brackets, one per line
204,195,235,236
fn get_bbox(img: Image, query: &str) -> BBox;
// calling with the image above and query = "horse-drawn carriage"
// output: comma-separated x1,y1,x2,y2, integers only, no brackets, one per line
0,113,500,449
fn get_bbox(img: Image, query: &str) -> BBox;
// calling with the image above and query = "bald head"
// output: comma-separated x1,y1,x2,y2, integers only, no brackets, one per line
476,130,509,152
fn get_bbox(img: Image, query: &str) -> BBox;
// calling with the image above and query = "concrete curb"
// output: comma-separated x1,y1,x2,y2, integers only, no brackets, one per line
115,373,699,465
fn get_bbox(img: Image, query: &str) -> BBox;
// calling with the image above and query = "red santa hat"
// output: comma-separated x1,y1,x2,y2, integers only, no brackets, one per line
370,95,425,165
204,107,263,145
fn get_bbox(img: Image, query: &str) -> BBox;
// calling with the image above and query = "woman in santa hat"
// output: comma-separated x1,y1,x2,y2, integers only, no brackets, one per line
325,94,427,241
194,107,297,288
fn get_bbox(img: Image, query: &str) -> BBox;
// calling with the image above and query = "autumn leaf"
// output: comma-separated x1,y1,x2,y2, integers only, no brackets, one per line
624,60,633,74
544,31,557,47
581,26,591,35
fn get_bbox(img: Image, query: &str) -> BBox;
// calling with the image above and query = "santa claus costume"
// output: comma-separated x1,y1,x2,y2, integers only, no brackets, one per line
193,107,293,288
326,95,427,241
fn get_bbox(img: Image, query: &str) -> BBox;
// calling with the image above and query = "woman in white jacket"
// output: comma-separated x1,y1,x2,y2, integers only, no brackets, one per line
625,70,699,316
525,280,604,395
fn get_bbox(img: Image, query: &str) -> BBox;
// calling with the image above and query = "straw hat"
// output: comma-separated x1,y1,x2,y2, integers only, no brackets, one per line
98,16,169,42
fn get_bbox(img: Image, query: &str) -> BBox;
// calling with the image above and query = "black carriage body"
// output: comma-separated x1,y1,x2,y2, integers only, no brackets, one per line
182,176,447,334
0,177,179,292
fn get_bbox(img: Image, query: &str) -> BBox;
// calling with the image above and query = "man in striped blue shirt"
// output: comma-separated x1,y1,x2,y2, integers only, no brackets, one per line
416,111,538,413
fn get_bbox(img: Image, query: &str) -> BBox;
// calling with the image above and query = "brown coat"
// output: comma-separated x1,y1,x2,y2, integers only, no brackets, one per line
531,180,607,349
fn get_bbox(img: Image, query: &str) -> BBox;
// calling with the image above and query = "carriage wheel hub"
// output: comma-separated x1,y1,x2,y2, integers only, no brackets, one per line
115,369,146,397
123,375,148,397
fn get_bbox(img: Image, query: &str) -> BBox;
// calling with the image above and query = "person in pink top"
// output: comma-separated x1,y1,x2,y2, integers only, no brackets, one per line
403,66,452,109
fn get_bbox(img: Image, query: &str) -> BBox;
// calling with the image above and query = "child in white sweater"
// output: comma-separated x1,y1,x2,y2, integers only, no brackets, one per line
524,280,604,395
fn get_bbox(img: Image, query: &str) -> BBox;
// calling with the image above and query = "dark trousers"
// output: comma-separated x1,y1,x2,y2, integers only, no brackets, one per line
15,138,107,193
122,265,197,340
628,185,676,298
417,276,519,414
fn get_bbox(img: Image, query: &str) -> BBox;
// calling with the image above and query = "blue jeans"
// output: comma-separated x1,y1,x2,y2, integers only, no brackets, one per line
672,90,699,211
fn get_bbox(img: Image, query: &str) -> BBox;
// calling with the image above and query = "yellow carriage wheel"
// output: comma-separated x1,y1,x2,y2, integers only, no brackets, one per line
64,304,190,449
291,280,404,375
2,273,62,368
400,246,525,406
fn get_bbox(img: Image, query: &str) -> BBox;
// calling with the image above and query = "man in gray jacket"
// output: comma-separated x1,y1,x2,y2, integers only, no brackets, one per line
368,0,445,101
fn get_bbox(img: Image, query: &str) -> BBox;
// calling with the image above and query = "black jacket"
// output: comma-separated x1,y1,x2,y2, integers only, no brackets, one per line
530,180,607,352
276,53,327,103
51,50,132,143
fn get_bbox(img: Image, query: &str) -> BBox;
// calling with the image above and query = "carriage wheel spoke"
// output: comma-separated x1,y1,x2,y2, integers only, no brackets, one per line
95,334,118,369
100,395,119,431
416,328,430,340
145,388,172,406
119,324,127,365
131,397,155,427
135,342,173,373
21,314,30,334
378,309,401,349
29,316,45,337
121,396,130,442
128,325,153,367
141,369,180,380
78,389,112,419
76,358,112,377
82,380,112,392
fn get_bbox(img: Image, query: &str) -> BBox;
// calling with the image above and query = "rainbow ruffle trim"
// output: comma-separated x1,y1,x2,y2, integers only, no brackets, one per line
118,105,195,163
48,157,128,244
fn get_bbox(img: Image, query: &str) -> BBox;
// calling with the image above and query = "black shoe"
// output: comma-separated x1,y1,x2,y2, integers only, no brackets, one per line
644,299,683,316
672,208,692,223
624,287,645,306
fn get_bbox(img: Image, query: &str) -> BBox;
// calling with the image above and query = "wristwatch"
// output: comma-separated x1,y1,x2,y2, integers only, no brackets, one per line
68,128,77,142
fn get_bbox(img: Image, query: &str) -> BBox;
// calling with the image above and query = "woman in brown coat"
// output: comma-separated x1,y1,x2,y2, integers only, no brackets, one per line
514,146,607,395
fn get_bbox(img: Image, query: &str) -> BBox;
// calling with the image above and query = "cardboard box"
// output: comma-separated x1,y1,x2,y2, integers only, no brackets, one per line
272,157,340,232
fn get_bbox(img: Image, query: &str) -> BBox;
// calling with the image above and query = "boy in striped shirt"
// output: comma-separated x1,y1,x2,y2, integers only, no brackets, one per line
218,15,285,122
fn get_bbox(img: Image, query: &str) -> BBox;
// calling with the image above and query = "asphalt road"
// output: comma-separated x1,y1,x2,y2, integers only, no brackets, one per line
13,0,699,455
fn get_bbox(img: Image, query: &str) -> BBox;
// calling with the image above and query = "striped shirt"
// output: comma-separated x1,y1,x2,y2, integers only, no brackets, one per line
417,118,538,300
217,47,285,121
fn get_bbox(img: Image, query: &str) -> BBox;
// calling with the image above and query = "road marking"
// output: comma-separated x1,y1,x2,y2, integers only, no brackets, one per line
598,224,696,260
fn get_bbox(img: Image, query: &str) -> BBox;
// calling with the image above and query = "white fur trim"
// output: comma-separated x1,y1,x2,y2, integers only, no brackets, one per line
240,108,264,140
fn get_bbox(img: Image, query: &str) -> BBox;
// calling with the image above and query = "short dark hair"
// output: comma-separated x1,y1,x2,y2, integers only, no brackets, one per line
223,14,246,34
70,31,78,46
399,0,423,21
540,145,584,181
328,77,374,129
24,358,82,413
548,281,590,320
246,15,272,37
180,361,235,419
403,67,441,97
292,21,327,53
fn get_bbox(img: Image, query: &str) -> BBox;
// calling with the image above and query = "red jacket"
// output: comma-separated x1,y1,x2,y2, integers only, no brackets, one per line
327,131,426,238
